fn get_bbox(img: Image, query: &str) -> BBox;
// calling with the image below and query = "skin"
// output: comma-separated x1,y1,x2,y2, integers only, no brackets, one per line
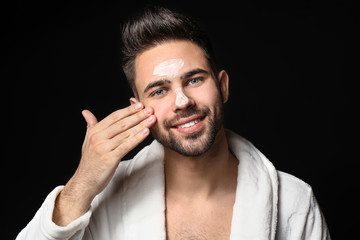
53,104,157,225
133,40,238,239
53,40,238,239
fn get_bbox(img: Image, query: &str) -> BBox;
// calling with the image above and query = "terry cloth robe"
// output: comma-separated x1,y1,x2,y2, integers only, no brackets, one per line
17,130,331,240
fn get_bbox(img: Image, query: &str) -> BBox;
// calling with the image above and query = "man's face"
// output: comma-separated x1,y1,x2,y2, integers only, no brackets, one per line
134,40,228,157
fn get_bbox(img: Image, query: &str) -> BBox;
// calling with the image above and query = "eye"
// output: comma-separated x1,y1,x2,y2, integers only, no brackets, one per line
152,88,167,97
187,77,202,86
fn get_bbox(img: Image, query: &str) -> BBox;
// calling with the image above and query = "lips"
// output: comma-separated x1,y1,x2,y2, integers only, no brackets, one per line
168,115,206,135
164,107,210,134
175,118,201,128
171,115,204,128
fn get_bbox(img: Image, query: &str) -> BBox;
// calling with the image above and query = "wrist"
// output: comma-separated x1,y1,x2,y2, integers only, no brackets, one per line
52,181,94,226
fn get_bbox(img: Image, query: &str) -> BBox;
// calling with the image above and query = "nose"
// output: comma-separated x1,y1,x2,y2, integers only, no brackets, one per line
172,87,193,111
175,88,189,106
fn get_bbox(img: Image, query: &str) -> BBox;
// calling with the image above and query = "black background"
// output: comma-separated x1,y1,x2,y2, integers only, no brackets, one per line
5,0,356,239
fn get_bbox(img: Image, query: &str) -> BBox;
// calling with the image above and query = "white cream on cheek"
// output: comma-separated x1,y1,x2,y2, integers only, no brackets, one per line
152,58,184,78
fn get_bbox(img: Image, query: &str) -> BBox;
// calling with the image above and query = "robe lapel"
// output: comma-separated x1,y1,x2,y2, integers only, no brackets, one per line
120,131,278,240
227,130,278,240
121,140,167,240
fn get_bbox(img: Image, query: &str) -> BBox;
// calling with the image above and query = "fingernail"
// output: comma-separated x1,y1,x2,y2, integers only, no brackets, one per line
144,107,152,115
134,103,142,110
147,115,155,122
142,128,149,136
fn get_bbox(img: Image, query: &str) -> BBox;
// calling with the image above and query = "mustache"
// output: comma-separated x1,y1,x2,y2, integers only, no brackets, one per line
164,106,211,129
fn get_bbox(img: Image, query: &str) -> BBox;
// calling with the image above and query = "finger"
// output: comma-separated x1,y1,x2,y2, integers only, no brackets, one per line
107,114,156,151
104,107,154,139
82,110,98,128
111,127,151,160
95,103,144,132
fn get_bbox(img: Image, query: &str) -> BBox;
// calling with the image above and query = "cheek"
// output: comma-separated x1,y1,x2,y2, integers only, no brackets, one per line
193,84,220,107
147,102,169,126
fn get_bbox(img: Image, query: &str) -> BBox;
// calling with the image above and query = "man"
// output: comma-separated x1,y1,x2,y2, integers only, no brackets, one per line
17,6,330,240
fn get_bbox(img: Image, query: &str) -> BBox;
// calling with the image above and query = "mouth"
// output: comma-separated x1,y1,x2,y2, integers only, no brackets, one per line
175,118,201,128
171,115,206,134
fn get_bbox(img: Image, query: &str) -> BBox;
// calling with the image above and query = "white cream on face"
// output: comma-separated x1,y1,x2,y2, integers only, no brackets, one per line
174,87,189,107
153,58,188,107
153,58,184,78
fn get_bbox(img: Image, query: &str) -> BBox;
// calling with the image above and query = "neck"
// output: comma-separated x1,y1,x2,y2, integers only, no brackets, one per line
164,127,238,201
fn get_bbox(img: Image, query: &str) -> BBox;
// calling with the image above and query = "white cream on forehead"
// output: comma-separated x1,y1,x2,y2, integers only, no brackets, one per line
153,58,184,78
174,87,189,107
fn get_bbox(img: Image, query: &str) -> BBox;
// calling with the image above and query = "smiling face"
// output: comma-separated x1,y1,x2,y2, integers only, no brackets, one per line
133,40,229,157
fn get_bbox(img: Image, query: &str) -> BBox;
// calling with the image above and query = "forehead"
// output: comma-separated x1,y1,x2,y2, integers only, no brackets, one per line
134,41,209,90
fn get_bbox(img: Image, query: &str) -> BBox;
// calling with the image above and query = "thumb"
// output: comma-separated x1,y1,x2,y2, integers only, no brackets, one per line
81,110,98,128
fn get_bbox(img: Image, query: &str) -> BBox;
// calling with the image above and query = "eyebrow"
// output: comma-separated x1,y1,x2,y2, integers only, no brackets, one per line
143,79,171,94
180,68,209,80
143,68,209,95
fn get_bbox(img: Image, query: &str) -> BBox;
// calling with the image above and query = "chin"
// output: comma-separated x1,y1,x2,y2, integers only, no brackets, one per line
152,120,220,157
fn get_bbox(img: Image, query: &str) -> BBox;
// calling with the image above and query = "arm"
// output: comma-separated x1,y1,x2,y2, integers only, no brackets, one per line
276,172,331,240
16,102,157,239
16,186,92,240
302,192,331,240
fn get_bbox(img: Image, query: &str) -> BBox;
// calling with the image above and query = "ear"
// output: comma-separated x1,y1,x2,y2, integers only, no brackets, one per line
217,70,229,103
129,97,139,105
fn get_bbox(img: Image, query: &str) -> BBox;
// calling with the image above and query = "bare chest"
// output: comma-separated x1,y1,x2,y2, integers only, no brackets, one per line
166,200,234,240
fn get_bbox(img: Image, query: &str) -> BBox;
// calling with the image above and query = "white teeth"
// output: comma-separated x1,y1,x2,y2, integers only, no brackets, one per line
176,119,200,128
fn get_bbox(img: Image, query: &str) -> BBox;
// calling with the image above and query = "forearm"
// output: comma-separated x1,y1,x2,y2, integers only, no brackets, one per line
17,104,154,239
52,178,95,227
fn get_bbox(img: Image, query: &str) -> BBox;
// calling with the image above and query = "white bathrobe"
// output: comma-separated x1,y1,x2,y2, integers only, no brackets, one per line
17,130,330,240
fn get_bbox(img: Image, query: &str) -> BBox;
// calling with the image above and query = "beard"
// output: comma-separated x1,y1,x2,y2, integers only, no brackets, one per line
150,100,224,157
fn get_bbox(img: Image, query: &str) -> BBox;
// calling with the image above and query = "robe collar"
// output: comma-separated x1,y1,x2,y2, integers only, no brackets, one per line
121,130,278,239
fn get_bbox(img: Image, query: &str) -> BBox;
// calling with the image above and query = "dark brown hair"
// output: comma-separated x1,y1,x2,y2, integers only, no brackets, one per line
121,6,218,98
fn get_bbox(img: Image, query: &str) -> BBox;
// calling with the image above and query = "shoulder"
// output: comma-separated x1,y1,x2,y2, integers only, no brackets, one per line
276,171,330,239
277,171,313,198
277,171,315,215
